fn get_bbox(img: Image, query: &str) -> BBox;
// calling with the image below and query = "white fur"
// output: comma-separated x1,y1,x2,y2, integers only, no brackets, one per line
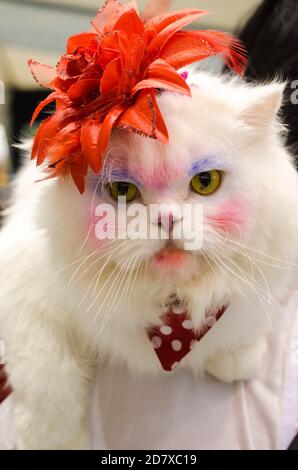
1,72,298,449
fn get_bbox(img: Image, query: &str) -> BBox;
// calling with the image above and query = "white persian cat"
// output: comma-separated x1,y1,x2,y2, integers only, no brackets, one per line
1,72,298,449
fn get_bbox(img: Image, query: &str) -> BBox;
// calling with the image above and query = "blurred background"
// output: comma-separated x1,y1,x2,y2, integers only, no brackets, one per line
0,0,261,202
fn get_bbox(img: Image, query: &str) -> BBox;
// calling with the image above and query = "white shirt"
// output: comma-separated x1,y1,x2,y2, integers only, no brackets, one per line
1,287,298,450
90,288,298,450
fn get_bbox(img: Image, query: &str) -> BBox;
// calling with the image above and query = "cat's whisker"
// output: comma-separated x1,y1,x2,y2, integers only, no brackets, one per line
76,225,92,257
208,247,275,330
205,247,250,300
118,254,140,314
91,240,131,295
207,246,270,326
85,250,130,319
126,251,144,309
220,246,278,310
67,240,127,288
77,169,110,256
214,234,273,305
76,255,117,311
209,242,274,305
53,241,125,284
201,251,221,280
103,250,140,319
216,233,298,270
74,242,131,310
75,240,131,288
206,220,245,246
92,252,134,325
57,238,121,279
49,247,102,278
102,250,142,328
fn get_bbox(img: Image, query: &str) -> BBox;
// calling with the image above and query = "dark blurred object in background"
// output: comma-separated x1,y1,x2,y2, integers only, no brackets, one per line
239,0,298,164
11,89,48,172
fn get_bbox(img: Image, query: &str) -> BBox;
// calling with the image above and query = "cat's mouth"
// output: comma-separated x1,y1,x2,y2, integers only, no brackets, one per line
153,241,188,265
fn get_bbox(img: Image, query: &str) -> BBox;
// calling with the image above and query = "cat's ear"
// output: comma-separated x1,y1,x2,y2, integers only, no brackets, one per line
240,83,285,129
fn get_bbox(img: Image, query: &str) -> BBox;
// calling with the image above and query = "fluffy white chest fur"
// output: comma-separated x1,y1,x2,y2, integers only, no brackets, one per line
1,72,298,449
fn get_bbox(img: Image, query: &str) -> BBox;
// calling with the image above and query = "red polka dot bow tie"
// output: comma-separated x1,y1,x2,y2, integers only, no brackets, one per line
0,364,12,404
147,302,228,372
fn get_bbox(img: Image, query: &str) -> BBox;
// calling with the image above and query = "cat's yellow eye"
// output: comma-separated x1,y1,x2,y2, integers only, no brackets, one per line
190,170,221,195
109,181,139,202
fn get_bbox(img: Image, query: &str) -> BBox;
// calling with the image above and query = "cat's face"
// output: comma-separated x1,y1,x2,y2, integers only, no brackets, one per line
76,73,297,287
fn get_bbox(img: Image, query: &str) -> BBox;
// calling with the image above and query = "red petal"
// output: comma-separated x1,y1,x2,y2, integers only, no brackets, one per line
27,59,57,88
132,59,190,96
161,30,247,73
67,32,98,54
70,153,88,193
39,158,70,188
113,7,144,36
198,31,247,75
148,8,208,33
31,116,51,161
81,104,125,174
147,9,208,55
32,108,76,163
70,171,86,194
91,0,141,34
117,90,168,143
97,37,121,69
30,91,59,126
131,77,189,96
49,76,75,92
91,0,125,34
120,33,145,95
96,104,126,171
100,57,122,96
80,119,103,173
68,78,100,104
46,122,81,163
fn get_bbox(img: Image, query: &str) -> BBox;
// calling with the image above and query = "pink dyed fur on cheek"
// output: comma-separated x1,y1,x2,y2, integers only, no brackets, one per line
206,198,249,235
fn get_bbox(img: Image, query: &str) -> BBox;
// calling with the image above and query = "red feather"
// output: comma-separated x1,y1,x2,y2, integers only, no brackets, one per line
160,30,247,74
117,90,168,143
81,119,103,173
132,59,191,96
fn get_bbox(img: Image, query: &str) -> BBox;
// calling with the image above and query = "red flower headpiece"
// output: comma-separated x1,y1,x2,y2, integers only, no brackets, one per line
29,0,246,193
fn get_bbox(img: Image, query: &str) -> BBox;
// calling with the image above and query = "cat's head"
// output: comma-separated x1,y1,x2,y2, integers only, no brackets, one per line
41,72,298,300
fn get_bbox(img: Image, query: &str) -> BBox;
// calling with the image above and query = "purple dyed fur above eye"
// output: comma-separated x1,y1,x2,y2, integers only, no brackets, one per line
108,169,140,186
101,157,230,190
188,157,231,176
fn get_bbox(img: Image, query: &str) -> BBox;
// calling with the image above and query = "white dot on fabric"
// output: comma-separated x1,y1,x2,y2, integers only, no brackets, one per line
171,362,179,370
171,340,182,352
160,325,172,335
182,319,193,330
172,304,185,315
151,336,162,349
